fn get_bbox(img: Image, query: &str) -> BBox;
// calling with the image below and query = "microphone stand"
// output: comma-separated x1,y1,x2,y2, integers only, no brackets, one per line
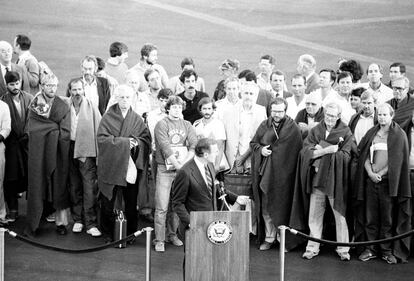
217,181,231,211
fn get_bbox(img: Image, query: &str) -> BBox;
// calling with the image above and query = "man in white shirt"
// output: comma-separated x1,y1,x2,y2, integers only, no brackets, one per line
323,72,356,125
0,99,11,226
193,97,227,172
362,63,393,105
286,74,307,119
80,55,110,115
256,55,275,92
311,69,337,102
215,76,241,121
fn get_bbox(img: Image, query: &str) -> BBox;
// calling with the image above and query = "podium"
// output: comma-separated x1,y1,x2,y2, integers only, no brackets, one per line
185,211,250,281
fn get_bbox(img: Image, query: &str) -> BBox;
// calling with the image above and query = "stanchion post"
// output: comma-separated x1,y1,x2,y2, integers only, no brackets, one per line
0,228,5,281
278,226,287,281
144,227,153,281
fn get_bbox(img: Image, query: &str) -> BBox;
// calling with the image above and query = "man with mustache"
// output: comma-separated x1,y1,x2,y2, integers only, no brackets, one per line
1,71,32,222
178,69,208,124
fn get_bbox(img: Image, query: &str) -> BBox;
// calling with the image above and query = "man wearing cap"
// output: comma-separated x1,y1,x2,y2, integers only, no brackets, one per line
295,91,325,139
1,71,32,222
0,41,29,97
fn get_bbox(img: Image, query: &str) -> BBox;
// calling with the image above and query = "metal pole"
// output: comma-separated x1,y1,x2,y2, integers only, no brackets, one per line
278,226,287,281
144,227,153,281
0,228,5,281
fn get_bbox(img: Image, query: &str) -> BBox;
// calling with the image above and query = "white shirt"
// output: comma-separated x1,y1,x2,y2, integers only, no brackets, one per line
0,63,11,83
354,114,375,145
215,98,238,121
13,98,22,117
83,78,99,110
70,104,79,141
194,156,208,186
193,118,226,141
238,106,255,156
361,82,393,105
17,51,37,67
0,100,11,140
312,88,338,102
286,96,306,119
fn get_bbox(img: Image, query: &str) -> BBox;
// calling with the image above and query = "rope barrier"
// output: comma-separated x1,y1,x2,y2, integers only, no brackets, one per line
287,227,414,247
4,227,149,254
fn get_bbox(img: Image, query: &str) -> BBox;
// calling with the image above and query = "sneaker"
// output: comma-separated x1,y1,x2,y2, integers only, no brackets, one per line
155,241,165,252
382,253,397,264
337,251,351,261
86,227,102,237
359,249,377,261
302,250,319,260
72,223,84,233
259,241,273,251
166,236,183,247
46,213,56,223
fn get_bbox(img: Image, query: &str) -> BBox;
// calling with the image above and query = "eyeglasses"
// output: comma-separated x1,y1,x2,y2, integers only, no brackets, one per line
325,113,339,119
392,87,406,92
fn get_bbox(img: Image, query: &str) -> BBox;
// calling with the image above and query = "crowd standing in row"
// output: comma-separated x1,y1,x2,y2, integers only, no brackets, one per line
0,35,413,264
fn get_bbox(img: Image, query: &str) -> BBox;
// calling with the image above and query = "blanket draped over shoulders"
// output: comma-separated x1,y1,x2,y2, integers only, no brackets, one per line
97,104,151,200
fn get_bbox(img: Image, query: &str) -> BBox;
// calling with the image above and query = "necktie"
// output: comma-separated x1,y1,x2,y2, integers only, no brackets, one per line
204,164,217,210
5,66,9,73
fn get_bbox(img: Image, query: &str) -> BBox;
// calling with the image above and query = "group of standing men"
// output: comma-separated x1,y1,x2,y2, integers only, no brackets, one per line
0,34,413,265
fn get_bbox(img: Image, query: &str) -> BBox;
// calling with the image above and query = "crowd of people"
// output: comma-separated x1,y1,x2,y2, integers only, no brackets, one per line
0,34,413,265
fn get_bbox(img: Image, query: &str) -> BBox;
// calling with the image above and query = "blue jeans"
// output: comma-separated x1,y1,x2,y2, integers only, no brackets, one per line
154,164,179,242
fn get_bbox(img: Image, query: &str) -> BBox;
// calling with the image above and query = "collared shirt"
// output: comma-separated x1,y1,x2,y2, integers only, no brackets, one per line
83,78,99,109
70,104,79,141
286,96,306,119
17,51,35,67
238,105,255,156
313,88,338,102
147,107,167,151
361,82,393,105
194,156,208,186
322,91,355,125
13,97,22,118
354,114,375,145
193,118,226,141
256,73,272,92
215,98,238,121
0,100,11,140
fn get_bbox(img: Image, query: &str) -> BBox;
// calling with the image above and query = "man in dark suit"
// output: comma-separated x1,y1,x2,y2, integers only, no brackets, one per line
0,41,30,97
297,54,320,95
171,138,249,228
80,55,111,115
270,70,292,99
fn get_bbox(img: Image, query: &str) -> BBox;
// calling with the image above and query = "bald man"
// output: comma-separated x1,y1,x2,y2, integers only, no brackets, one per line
295,92,325,139
0,41,29,97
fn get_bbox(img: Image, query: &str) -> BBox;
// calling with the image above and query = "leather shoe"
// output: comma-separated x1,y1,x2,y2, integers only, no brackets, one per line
259,241,273,251
166,236,183,247
56,225,67,235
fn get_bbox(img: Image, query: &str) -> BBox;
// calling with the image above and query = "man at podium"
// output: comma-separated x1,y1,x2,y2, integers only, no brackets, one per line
171,138,250,229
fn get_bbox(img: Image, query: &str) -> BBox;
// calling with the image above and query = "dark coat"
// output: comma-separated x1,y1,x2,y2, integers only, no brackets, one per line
0,63,30,96
1,91,32,190
250,116,303,248
353,122,411,262
26,95,71,232
171,159,237,227
294,107,325,139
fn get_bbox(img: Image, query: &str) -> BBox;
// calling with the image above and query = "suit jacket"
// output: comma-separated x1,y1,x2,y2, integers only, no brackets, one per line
305,72,320,95
256,89,273,116
171,159,237,226
222,102,267,170
0,63,30,97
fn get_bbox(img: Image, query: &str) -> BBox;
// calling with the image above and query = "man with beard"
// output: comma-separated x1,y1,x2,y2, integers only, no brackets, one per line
349,91,378,145
251,98,303,250
362,63,393,105
67,78,102,237
295,92,325,139
142,68,163,113
193,97,227,172
323,71,355,125
355,103,411,264
178,69,208,124
0,41,29,97
130,43,169,91
26,73,71,236
97,85,151,241
80,55,110,115
223,82,267,174
1,72,32,222
290,102,354,261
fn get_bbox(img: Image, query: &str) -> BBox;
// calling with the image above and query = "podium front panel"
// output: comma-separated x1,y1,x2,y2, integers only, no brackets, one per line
185,211,249,281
